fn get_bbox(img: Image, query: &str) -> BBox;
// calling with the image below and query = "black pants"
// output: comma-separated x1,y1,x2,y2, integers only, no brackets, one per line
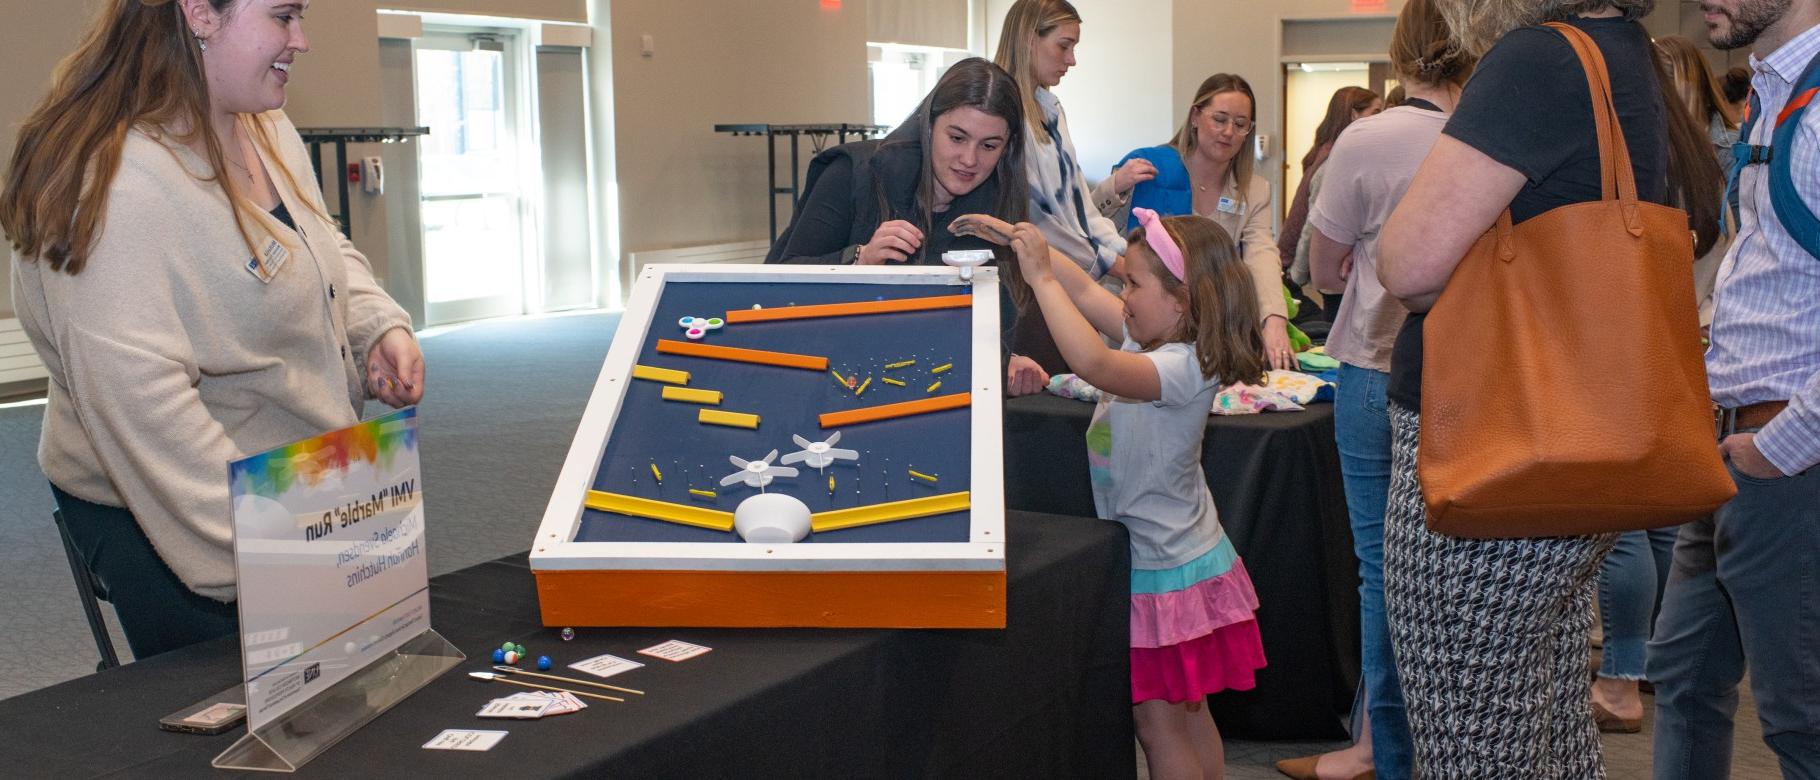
52,484,238,660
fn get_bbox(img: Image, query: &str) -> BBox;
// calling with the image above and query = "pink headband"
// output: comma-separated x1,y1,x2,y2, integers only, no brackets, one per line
1132,208,1185,282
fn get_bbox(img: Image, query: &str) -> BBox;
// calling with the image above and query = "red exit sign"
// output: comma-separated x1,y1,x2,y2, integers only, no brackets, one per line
1352,0,1387,11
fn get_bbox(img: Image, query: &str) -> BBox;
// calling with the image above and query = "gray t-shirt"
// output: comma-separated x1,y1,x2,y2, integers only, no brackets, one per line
1086,337,1227,570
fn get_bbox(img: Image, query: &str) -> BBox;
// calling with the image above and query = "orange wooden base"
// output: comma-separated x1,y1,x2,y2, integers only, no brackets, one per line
533,568,1006,628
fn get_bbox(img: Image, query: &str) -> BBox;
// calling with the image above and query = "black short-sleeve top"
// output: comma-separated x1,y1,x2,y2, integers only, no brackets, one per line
1386,16,1669,410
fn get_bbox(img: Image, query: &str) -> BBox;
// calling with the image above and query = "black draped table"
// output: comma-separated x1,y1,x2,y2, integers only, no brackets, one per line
1004,394,1359,740
1,511,1132,778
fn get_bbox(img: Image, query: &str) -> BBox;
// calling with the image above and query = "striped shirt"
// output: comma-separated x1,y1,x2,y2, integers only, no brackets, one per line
1707,21,1820,475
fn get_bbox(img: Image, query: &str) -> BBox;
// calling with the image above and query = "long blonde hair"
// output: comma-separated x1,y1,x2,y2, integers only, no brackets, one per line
1169,74,1258,205
2,0,323,274
992,0,1081,144
1436,0,1654,57
1655,34,1739,130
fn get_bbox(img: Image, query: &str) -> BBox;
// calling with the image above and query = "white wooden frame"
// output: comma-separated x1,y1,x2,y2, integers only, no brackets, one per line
529,264,1005,573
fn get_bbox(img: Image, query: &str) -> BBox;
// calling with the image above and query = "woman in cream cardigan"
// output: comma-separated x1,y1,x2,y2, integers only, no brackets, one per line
1,0,421,658
1099,74,1298,370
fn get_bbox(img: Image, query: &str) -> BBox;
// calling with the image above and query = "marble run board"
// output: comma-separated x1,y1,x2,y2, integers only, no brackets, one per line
530,265,1005,628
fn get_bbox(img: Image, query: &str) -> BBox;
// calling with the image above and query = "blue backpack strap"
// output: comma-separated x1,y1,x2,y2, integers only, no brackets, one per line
1767,54,1820,259
1723,90,1764,235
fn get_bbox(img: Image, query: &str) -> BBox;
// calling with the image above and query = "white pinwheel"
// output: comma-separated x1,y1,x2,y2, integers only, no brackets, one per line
719,449,799,491
781,431,860,472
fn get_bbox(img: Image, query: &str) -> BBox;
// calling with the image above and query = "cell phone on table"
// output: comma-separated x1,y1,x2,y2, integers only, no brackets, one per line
158,683,247,736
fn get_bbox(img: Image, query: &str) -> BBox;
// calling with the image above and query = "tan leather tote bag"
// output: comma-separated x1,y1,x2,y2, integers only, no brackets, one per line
1417,22,1735,538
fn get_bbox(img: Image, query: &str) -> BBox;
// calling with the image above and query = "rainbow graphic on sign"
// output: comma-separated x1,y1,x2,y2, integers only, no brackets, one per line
230,408,419,499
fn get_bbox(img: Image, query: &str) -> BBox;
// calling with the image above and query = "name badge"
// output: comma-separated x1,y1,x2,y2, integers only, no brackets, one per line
1216,196,1239,214
245,236,291,284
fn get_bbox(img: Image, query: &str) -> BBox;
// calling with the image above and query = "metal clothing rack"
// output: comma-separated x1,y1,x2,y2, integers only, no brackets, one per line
713,123,889,242
296,127,430,235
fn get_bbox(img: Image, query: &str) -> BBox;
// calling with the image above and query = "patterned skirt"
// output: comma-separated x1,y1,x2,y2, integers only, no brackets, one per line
1129,536,1268,704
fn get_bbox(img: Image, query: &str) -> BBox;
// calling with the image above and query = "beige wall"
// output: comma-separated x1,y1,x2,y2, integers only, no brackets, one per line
0,2,96,168
605,0,870,266
0,1,100,319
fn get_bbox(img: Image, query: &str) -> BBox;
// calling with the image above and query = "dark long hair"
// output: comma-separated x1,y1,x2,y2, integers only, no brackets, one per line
1302,86,1381,169
1648,41,1726,256
879,57,1033,306
1720,66,1752,106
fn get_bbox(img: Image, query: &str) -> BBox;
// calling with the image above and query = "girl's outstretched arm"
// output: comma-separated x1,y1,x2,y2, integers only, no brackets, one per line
951,213,1123,339
1009,222,1163,402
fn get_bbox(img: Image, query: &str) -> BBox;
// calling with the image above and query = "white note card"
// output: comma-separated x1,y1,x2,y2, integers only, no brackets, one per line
638,640,712,662
477,698,553,719
569,653,645,678
423,729,509,751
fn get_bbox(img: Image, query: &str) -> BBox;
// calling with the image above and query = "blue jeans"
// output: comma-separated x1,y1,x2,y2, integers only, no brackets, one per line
1648,452,1820,779
51,484,238,660
1335,363,1412,778
1596,526,1677,679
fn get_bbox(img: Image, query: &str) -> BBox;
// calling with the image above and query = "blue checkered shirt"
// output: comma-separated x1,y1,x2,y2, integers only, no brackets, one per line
1707,22,1820,475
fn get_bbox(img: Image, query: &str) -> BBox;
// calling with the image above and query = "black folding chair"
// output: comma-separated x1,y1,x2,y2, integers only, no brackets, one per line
53,510,120,671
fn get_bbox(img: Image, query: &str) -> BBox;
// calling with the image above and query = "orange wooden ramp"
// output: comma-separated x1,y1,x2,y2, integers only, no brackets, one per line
534,569,1005,628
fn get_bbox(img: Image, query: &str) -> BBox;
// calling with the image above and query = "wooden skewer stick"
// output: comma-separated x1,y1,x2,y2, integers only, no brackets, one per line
470,671,625,702
492,665,646,696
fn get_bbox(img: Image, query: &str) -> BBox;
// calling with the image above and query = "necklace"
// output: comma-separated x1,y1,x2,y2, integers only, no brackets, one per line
1190,158,1224,194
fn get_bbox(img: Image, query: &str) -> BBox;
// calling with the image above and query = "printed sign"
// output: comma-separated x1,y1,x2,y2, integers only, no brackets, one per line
229,407,429,729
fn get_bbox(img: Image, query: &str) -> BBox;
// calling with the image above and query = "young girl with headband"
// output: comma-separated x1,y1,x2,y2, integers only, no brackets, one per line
954,207,1269,777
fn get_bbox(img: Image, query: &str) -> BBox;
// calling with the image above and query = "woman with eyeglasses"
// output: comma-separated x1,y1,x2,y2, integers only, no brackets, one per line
1099,75,1298,370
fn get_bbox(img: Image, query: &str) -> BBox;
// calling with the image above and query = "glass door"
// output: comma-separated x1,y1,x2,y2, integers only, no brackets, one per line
415,30,530,324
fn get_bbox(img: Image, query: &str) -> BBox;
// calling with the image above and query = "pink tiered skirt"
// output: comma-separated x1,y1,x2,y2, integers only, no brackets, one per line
1128,537,1267,704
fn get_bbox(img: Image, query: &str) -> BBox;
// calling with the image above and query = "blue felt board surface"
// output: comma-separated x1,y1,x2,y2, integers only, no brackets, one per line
576,280,977,544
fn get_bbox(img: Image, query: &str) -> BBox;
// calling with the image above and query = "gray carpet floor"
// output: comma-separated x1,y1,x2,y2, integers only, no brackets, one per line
0,312,1779,777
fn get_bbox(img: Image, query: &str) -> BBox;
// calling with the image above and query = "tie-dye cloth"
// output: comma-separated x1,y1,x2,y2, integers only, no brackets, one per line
1023,88,1128,279
1050,368,1332,414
